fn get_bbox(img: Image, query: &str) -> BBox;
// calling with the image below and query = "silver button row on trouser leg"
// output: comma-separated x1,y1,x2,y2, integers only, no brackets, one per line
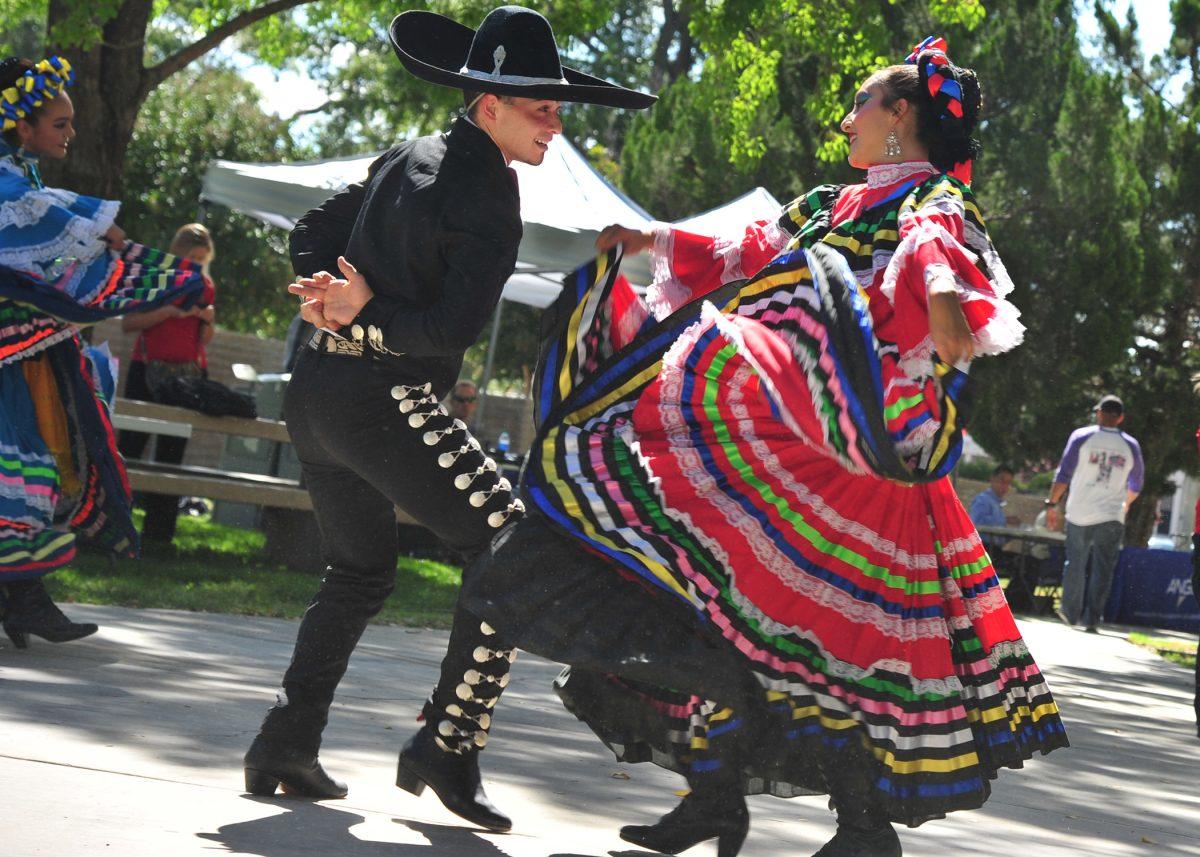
433,621,518,754
415,405,524,529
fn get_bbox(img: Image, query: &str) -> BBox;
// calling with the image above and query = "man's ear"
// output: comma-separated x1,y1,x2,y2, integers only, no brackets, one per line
478,94,501,123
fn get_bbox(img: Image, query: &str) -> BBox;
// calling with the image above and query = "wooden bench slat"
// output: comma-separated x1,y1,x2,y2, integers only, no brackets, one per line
125,463,418,524
129,460,301,489
127,466,313,511
114,398,291,443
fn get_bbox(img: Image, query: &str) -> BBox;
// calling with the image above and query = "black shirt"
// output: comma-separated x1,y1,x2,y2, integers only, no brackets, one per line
289,118,522,398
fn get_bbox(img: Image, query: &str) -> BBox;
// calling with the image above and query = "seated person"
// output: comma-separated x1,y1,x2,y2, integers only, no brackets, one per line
969,464,1018,533
969,465,1034,609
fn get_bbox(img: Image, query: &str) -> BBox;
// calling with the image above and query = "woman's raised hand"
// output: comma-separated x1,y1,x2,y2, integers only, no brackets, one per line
927,278,974,366
596,224,654,255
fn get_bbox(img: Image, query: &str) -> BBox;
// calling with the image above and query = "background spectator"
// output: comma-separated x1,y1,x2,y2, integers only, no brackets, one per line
446,379,479,429
1047,395,1143,633
117,223,217,545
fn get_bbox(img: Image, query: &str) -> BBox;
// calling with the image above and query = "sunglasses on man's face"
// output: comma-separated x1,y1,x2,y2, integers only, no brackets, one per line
452,395,477,404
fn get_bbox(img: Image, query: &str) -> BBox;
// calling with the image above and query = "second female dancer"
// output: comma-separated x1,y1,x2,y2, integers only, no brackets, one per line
461,37,1067,856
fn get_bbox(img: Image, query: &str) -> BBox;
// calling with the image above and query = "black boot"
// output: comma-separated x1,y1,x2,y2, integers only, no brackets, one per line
243,698,347,799
810,820,901,857
1,579,98,649
814,760,901,857
620,783,749,857
243,734,348,799
396,725,511,832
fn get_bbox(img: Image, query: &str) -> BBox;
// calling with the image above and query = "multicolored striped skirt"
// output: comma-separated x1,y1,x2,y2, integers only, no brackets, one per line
525,245,1067,825
0,244,203,577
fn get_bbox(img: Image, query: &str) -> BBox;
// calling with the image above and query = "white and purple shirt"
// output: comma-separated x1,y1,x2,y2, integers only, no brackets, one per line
1054,426,1144,526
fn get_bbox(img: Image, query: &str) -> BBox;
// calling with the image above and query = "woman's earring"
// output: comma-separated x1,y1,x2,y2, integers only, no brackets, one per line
884,129,902,158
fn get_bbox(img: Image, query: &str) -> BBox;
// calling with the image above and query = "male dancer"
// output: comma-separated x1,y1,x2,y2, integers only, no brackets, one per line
243,6,653,831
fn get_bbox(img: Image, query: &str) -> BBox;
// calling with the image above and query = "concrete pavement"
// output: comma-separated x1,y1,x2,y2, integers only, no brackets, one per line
2,605,1198,856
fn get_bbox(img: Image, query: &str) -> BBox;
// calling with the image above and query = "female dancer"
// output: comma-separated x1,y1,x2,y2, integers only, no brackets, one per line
0,56,204,647
462,38,1066,856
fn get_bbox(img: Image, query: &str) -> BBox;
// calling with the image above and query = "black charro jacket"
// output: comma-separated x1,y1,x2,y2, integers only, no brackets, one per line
289,118,522,398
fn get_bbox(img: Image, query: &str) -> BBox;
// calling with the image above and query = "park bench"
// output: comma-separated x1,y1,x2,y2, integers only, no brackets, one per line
111,397,315,511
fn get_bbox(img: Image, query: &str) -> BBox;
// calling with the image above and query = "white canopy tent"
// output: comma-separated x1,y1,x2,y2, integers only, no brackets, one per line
202,139,781,415
202,134,656,292
200,137,781,307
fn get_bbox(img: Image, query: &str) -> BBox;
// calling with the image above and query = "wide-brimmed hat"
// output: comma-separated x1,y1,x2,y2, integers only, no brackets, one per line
389,5,656,109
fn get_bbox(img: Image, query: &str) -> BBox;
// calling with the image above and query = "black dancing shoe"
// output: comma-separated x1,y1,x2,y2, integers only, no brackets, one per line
1,579,98,649
243,735,348,799
810,821,901,857
619,787,749,857
396,726,512,832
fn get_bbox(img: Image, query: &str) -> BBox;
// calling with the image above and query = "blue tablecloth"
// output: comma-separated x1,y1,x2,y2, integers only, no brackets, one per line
1106,547,1199,633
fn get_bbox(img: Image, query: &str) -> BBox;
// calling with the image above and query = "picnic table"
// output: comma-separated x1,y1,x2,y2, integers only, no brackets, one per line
976,524,1066,614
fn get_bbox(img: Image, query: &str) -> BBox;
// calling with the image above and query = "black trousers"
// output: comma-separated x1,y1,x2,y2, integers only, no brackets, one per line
262,346,521,753
116,361,187,544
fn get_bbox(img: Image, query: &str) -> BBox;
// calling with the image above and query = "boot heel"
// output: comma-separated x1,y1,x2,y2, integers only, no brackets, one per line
395,761,427,796
717,816,749,857
244,768,281,796
4,626,27,649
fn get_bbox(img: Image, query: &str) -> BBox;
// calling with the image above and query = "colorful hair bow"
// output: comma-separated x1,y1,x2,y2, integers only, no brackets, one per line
905,36,948,64
905,36,963,121
0,57,75,132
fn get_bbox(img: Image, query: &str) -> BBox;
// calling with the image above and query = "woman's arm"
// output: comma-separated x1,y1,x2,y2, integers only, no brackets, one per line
121,304,186,332
196,305,216,345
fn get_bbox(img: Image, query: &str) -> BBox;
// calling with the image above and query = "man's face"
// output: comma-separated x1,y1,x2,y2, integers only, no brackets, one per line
448,384,478,422
486,96,563,166
991,471,1013,498
1095,407,1125,427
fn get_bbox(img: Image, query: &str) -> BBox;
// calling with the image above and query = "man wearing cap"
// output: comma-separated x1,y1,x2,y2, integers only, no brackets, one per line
243,5,654,831
1046,395,1144,633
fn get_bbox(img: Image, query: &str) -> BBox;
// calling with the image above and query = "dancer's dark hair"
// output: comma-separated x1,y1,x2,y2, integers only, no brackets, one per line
876,61,982,172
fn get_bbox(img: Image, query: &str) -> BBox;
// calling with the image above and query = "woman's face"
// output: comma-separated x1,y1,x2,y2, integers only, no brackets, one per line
840,74,895,169
184,247,212,266
16,92,75,160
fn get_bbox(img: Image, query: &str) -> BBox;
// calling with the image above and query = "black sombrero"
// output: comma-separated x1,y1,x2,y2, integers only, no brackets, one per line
389,5,656,109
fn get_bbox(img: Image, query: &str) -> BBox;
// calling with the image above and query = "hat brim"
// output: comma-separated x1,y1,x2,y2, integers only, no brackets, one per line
389,11,656,110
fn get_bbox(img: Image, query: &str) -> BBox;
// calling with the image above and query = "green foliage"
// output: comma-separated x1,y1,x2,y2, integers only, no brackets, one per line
121,63,303,337
47,512,463,628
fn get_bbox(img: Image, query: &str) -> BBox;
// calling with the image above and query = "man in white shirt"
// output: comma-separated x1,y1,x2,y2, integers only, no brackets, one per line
1046,395,1144,632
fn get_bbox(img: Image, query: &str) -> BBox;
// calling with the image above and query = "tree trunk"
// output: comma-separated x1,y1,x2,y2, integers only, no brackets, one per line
44,0,153,199
1124,492,1158,548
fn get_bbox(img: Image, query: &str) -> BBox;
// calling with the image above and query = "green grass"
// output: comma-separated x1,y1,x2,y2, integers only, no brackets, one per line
45,511,463,629
1128,632,1198,669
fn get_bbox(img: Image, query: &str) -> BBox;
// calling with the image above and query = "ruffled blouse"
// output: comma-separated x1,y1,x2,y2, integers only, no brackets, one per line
647,162,1023,380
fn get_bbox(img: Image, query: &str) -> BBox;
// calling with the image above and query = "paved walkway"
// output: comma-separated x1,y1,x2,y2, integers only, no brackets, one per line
2,605,1197,856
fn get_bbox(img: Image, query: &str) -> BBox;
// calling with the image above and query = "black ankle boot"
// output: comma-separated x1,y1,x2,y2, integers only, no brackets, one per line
396,725,511,832
1,579,98,649
243,733,348,799
811,820,901,857
620,785,749,857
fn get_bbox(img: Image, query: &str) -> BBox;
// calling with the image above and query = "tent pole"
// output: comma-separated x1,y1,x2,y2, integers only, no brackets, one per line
475,298,504,429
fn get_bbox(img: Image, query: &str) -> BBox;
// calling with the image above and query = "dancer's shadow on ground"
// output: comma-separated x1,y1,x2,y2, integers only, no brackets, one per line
197,797,510,856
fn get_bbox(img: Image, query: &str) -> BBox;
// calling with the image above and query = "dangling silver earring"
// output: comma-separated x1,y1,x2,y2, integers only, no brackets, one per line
884,129,902,158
